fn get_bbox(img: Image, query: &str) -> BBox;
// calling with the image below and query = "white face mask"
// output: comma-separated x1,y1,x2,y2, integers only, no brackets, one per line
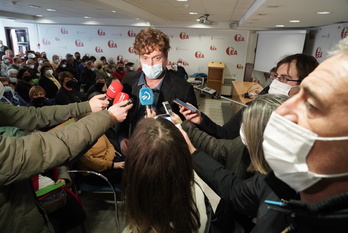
0,82,4,99
45,70,53,76
9,77,17,83
263,112,348,192
28,65,35,69
239,123,248,147
141,63,163,80
268,79,295,96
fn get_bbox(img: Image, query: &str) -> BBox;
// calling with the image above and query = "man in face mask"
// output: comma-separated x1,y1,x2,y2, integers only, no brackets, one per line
185,37,348,233
112,27,198,155
111,61,127,82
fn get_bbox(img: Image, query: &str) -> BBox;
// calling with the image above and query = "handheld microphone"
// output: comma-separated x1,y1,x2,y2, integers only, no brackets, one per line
113,92,130,104
106,81,123,101
139,87,154,106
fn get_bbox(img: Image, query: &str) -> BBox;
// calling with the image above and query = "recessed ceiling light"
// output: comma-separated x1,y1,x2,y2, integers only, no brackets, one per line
189,12,197,15
29,5,41,8
276,24,285,27
84,16,91,19
47,8,56,12
177,0,188,1
316,11,331,15
289,19,300,23
112,10,116,13
36,15,43,17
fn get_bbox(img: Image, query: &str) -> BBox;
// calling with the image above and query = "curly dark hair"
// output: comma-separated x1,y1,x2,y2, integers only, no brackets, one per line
133,28,171,55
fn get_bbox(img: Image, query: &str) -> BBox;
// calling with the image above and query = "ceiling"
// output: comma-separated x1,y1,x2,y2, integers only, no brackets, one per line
0,0,347,30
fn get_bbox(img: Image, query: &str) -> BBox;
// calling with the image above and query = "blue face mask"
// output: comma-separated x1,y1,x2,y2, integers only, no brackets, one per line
141,63,163,80
91,68,95,71
4,86,12,92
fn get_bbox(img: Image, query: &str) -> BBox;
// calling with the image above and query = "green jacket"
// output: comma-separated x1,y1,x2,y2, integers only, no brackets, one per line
181,120,251,180
0,102,113,233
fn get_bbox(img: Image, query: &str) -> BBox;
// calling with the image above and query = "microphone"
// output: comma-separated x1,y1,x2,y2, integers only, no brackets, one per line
106,81,123,101
113,92,130,104
139,87,154,106
194,85,248,107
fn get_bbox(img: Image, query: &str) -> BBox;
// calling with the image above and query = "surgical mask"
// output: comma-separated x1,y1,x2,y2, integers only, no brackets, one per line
28,54,35,59
263,112,348,192
177,63,183,67
45,70,53,76
28,65,35,69
4,59,9,64
117,67,124,72
239,123,247,146
268,79,294,96
4,86,12,92
91,68,95,71
54,59,59,64
38,60,43,64
128,67,134,71
61,64,67,68
9,77,17,83
0,82,4,99
141,63,163,80
172,65,178,69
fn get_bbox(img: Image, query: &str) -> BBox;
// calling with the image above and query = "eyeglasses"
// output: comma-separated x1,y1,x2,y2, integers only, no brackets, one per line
270,74,299,83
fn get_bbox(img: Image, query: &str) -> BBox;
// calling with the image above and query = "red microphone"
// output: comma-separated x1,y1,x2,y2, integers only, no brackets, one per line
113,92,130,105
106,81,123,101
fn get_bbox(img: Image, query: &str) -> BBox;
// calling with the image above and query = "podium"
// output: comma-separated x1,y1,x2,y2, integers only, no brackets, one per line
231,81,263,114
207,62,225,94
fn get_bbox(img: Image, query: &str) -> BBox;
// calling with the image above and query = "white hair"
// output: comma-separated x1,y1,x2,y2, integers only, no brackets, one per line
7,69,18,76
329,37,348,56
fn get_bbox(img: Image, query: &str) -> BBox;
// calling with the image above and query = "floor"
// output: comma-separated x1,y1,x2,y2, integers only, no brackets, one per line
68,95,233,233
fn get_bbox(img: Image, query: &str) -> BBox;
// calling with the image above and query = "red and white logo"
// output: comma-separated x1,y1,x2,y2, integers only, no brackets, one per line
42,38,51,45
341,27,348,39
97,29,106,36
236,64,244,69
75,40,84,47
95,46,103,53
210,45,217,51
226,46,238,56
128,47,135,54
195,51,204,58
61,28,68,34
315,47,322,58
55,37,60,41
117,55,123,61
128,30,137,37
234,34,245,42
108,40,117,48
180,32,189,40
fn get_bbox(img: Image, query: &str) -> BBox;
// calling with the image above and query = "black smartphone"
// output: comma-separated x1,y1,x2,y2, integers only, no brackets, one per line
162,101,173,115
173,98,197,112
121,98,134,107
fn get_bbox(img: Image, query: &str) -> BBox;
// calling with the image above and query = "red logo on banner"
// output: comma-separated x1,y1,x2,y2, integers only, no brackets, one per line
236,64,244,69
180,32,189,39
226,47,238,56
117,55,123,61
128,47,135,54
75,40,84,47
234,34,245,42
195,51,204,58
95,46,103,53
55,37,60,41
61,28,68,34
315,47,322,58
42,38,51,45
128,30,137,37
108,40,117,48
97,29,106,36
341,27,348,39
210,45,217,51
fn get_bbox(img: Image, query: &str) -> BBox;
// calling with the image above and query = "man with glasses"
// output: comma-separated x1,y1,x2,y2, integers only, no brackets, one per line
111,27,197,154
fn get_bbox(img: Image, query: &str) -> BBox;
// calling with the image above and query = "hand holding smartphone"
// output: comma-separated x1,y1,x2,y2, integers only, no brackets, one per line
173,98,197,113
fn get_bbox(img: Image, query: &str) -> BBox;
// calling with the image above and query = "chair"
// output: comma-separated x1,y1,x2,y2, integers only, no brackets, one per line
67,170,121,232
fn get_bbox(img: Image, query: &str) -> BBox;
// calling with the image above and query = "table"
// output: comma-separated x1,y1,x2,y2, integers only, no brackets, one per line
231,81,263,114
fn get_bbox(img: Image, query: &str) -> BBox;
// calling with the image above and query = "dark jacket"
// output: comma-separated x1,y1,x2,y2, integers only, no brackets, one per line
193,150,348,233
80,68,96,92
117,70,197,140
0,102,114,233
38,75,60,99
55,87,83,105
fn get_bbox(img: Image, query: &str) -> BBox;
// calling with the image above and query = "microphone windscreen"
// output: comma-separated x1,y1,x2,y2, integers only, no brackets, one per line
106,81,123,100
139,87,154,106
113,92,130,105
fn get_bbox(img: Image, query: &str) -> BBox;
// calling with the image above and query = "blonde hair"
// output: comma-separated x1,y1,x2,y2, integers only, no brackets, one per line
29,86,46,99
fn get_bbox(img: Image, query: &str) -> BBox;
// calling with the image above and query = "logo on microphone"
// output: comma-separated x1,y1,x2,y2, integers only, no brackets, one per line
226,47,238,56
141,91,152,101
180,32,189,40
315,47,322,58
234,34,245,42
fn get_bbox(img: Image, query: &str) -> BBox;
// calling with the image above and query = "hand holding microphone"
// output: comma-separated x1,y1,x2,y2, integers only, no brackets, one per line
108,100,133,123
106,80,124,101
139,87,155,117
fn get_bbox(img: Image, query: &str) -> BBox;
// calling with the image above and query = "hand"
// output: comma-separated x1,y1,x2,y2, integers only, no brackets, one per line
120,138,129,155
179,104,202,124
55,179,66,185
178,127,196,154
171,112,183,125
145,106,156,118
114,161,125,169
89,94,109,112
108,100,133,123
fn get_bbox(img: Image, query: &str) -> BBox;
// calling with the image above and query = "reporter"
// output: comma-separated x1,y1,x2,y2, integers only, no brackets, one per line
0,94,132,233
